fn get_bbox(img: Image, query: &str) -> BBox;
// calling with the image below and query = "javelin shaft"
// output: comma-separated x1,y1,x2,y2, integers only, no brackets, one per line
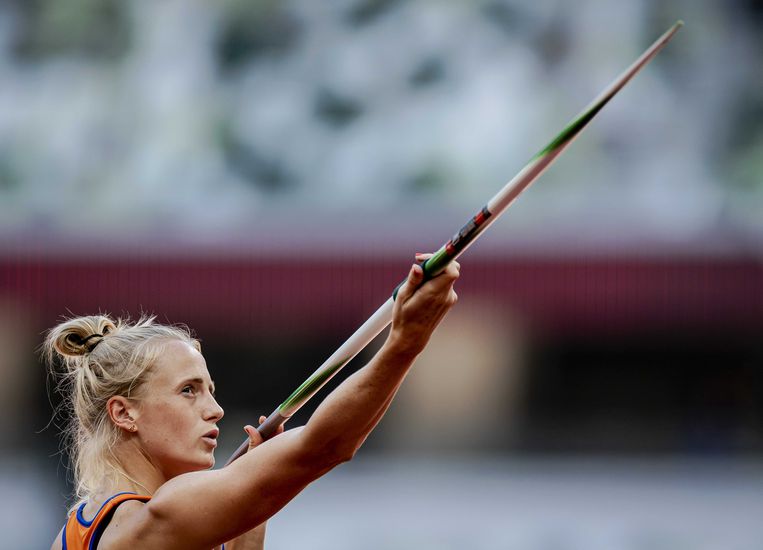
225,21,683,465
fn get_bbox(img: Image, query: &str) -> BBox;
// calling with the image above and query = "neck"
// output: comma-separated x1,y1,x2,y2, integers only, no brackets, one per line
107,438,167,496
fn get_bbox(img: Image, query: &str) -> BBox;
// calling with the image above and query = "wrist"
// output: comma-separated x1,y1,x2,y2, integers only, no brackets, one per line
383,330,425,364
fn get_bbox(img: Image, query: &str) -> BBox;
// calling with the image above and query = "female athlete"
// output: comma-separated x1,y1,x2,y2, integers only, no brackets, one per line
46,256,459,549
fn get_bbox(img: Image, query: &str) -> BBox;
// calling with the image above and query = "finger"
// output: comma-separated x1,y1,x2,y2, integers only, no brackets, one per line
424,259,459,283
259,415,266,425
440,262,460,283
244,424,264,450
396,263,424,303
414,252,434,272
420,263,460,295
244,425,259,440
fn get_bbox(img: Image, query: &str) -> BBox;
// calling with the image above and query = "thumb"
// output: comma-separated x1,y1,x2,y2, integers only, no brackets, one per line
395,263,424,303
244,424,264,451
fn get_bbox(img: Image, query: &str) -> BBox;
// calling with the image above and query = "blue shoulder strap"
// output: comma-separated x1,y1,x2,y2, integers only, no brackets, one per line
88,493,147,550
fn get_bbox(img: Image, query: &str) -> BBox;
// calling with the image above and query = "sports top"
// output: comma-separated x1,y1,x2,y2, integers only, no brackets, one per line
61,492,228,549
62,492,151,550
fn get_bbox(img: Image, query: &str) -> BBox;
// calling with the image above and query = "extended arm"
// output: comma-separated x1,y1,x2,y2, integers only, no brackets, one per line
298,259,459,458
120,259,459,549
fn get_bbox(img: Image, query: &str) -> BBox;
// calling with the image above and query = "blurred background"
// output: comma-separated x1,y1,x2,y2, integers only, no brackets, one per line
1,0,762,548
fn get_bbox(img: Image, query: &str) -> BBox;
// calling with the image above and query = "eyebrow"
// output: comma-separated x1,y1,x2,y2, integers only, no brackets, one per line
181,377,216,394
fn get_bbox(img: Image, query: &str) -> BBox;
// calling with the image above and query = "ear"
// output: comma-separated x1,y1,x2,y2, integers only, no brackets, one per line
107,395,140,433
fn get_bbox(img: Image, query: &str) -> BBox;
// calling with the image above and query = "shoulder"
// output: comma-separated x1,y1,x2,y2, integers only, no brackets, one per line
97,494,221,550
50,526,64,550
94,499,151,549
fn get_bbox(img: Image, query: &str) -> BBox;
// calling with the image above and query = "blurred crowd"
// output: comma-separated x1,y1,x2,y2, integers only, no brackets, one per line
0,0,761,246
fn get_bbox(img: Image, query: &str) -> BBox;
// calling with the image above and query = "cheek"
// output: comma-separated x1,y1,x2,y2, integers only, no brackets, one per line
140,399,194,447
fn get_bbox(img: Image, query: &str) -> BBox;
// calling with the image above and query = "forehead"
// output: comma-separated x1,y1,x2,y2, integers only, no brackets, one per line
150,339,211,385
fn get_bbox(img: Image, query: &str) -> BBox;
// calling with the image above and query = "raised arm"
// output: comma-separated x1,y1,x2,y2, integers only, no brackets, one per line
298,257,460,457
121,259,459,549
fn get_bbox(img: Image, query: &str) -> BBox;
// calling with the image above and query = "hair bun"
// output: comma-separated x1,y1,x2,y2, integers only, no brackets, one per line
65,332,105,352
45,315,116,362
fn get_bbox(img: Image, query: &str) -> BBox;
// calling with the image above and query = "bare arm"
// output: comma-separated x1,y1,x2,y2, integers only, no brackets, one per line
298,255,459,458
120,259,460,549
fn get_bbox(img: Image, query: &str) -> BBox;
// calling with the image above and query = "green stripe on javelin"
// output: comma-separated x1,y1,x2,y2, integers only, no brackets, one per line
279,356,353,411
534,89,616,159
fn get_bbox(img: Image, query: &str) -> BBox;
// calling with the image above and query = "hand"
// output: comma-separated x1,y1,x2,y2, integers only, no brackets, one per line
387,252,460,358
243,415,286,452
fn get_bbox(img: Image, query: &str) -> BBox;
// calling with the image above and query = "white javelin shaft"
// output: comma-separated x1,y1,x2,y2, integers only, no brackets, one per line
226,21,683,464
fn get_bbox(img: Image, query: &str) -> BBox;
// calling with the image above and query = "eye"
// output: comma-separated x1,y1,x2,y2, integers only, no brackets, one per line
181,385,195,396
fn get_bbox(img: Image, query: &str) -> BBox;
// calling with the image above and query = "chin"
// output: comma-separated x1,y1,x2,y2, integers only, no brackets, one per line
173,453,216,476
193,453,216,471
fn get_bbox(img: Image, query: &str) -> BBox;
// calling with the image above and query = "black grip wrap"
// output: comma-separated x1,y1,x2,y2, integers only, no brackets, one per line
391,257,432,300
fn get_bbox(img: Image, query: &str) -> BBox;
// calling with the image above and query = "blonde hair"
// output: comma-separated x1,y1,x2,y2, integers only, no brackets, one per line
44,314,200,502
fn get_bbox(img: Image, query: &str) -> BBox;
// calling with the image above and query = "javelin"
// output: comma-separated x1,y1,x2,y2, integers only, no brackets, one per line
226,21,683,465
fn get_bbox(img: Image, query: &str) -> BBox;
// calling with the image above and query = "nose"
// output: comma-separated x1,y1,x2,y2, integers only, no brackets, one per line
204,394,224,422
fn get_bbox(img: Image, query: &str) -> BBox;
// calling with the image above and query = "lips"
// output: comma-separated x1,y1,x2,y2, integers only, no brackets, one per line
202,428,219,447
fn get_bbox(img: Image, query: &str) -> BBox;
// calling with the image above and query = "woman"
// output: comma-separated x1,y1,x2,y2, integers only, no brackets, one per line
47,255,460,549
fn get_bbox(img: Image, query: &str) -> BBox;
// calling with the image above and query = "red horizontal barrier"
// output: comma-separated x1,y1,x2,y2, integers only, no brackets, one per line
2,255,761,340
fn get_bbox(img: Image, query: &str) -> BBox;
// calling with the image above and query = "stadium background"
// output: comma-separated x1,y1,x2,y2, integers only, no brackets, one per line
0,1,761,548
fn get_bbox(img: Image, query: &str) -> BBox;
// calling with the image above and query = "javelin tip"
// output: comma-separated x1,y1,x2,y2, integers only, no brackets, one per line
665,20,684,39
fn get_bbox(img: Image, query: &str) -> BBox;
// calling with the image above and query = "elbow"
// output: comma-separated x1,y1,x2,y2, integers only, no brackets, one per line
301,436,359,470
334,432,369,464
296,425,366,470
320,440,358,468
337,443,359,464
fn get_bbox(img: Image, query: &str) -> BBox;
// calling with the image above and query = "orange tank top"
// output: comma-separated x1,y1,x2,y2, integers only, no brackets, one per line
62,492,151,550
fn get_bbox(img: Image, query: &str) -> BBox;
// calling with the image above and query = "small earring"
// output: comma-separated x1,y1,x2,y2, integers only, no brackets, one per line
130,425,137,432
